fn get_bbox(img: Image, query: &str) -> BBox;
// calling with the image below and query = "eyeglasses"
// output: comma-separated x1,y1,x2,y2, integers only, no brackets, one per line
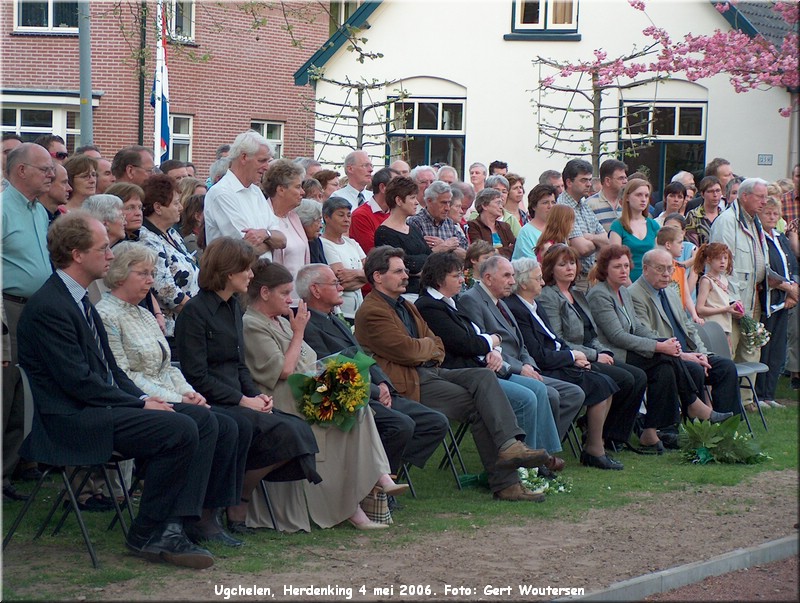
122,204,143,213
50,151,69,160
314,280,342,287
646,264,675,275
131,269,156,279
23,163,56,175
135,165,158,174
89,245,113,256
76,171,98,179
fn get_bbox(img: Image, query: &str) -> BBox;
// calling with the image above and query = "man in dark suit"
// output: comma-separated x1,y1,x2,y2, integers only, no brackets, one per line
297,263,448,476
17,211,222,568
355,246,557,502
457,255,584,440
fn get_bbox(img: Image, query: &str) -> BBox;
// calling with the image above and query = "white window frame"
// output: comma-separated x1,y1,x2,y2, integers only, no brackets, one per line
390,98,466,136
513,0,578,33
13,0,79,33
169,114,193,161
620,101,707,142
250,120,284,158
1,93,100,151
167,0,195,42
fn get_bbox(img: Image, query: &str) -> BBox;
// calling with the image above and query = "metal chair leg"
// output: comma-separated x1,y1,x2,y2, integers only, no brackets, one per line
3,467,55,550
259,480,278,530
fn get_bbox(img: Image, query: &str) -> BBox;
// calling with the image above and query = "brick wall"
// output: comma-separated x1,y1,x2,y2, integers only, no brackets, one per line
0,1,328,179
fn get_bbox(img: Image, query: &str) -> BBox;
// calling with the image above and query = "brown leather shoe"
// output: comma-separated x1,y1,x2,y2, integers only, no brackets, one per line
495,441,551,470
493,482,545,502
545,456,565,472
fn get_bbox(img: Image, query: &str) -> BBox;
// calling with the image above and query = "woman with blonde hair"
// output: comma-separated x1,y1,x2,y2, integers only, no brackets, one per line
533,204,575,261
608,178,660,282
179,177,207,209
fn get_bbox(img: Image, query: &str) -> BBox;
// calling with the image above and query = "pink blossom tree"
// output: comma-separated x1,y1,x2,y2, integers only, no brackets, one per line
534,0,798,172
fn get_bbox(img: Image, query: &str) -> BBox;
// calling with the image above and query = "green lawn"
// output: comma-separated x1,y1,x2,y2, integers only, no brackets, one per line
2,378,797,600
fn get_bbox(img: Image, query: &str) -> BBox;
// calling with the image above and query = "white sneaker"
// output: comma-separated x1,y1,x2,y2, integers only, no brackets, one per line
757,400,771,409
767,400,786,408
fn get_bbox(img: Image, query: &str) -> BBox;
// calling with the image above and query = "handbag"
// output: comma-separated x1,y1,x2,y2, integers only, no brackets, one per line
360,486,393,525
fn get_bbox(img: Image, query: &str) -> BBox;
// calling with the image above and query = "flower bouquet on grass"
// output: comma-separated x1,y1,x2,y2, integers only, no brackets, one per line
678,415,770,465
288,347,375,432
738,314,770,353
518,467,573,495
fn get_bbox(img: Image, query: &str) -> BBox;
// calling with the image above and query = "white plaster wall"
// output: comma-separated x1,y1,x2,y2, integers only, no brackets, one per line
312,0,794,181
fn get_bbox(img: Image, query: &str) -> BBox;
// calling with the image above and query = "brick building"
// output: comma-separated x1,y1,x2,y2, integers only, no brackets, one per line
1,0,330,178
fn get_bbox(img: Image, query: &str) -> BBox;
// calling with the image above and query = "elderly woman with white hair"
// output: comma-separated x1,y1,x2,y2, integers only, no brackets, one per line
320,196,367,321
296,198,327,265
82,194,126,246
96,242,247,547
505,256,621,470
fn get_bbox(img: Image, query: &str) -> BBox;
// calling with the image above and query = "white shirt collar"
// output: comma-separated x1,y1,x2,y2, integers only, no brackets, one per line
426,287,456,309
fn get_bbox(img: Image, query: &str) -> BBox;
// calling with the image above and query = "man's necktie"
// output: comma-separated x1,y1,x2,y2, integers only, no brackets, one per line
658,288,688,351
81,294,113,385
357,191,365,207
497,301,514,328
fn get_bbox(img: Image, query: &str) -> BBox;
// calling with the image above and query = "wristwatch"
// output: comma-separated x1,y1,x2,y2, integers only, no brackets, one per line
263,230,272,245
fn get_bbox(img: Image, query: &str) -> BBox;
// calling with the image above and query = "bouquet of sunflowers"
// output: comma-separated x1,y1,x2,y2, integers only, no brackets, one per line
288,348,375,432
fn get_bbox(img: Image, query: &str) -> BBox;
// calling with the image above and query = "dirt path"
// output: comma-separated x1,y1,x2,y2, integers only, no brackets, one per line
8,469,794,602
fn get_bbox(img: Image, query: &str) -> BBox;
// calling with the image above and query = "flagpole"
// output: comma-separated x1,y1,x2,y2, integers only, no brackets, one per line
152,0,170,167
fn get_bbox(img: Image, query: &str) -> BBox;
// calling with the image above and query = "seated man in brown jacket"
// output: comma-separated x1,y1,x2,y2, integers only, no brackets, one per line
354,245,563,502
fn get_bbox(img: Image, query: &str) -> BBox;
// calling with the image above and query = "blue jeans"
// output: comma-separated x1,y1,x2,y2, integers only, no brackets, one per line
499,375,561,453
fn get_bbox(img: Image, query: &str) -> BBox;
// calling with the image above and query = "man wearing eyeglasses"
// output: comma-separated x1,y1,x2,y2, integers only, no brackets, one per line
629,248,740,416
111,146,157,187
2,142,55,502
337,150,374,210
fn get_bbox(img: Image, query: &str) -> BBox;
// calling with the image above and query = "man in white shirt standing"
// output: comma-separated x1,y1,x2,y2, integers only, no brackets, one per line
204,130,286,258
336,150,374,210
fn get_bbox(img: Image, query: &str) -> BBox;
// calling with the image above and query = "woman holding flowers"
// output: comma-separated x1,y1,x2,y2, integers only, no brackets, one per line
242,258,406,531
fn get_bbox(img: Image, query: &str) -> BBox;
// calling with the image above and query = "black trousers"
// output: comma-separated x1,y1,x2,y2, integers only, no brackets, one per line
592,360,647,443
111,403,218,525
624,351,684,430
684,355,741,416
370,396,449,474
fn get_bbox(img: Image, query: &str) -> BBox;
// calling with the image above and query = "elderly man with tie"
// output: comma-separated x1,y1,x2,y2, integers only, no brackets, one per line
456,255,585,441
628,248,740,415
296,263,448,477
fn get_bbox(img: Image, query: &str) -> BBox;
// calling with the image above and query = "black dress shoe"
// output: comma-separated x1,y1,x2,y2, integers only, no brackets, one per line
580,450,624,470
537,465,557,479
18,466,43,481
184,521,243,548
3,484,29,502
64,495,114,512
227,520,255,536
637,441,665,455
126,521,214,569
658,432,680,449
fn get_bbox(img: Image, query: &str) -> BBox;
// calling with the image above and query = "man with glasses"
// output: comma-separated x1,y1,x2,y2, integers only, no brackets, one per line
558,158,610,291
629,248,740,416
587,159,628,232
111,146,157,187
337,150,374,210
298,263,448,487
2,143,55,501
